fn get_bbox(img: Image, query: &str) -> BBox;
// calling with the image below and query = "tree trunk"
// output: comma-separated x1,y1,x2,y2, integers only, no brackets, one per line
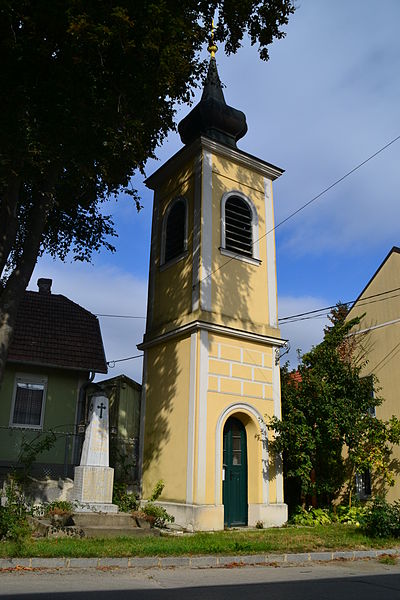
0,175,21,277
0,182,55,389
348,465,356,508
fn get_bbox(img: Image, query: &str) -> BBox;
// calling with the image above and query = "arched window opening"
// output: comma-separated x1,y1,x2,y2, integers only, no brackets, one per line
224,196,253,257
164,198,186,264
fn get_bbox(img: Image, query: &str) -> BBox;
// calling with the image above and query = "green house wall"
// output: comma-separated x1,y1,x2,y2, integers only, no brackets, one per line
0,364,86,473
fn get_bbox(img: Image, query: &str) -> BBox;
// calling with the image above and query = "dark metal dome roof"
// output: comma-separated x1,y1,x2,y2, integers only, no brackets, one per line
178,57,248,149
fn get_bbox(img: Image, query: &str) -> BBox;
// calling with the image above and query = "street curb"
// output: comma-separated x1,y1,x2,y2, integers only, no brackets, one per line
1,548,399,570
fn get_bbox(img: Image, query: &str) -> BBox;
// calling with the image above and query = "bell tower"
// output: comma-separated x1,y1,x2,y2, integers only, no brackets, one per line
138,44,287,530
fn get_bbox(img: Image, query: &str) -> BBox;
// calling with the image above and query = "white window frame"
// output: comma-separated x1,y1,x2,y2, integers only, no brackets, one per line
160,195,189,268
9,373,47,430
220,191,261,266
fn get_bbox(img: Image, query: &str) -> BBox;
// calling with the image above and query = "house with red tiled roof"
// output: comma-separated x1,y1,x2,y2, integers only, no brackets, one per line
0,278,107,480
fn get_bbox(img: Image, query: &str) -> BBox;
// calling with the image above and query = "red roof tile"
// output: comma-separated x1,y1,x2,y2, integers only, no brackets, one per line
7,291,107,374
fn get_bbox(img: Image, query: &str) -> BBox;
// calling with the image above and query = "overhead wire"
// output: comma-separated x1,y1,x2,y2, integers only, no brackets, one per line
99,135,400,363
194,133,400,288
280,288,400,325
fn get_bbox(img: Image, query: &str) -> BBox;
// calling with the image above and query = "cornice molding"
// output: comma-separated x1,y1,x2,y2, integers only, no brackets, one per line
145,137,284,190
137,319,286,351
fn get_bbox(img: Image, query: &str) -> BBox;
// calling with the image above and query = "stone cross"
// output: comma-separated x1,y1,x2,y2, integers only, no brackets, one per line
79,393,110,467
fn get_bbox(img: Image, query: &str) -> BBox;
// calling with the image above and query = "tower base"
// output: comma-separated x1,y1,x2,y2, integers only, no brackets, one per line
148,501,287,531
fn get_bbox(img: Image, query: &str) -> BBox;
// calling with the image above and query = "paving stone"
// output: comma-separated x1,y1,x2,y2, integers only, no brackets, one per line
160,557,191,567
353,550,377,559
190,556,218,568
98,558,129,567
237,554,266,565
310,552,334,562
285,553,310,563
129,557,160,568
375,549,399,556
31,558,66,568
0,558,31,569
333,551,355,560
264,554,286,563
217,555,245,566
69,558,99,568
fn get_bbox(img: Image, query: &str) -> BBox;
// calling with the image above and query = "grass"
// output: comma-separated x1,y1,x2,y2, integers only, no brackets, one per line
1,525,400,558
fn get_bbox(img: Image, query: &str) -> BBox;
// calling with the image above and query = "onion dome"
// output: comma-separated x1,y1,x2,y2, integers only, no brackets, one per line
178,53,248,149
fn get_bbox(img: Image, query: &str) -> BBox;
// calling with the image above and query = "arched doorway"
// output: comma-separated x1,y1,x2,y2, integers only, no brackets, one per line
222,416,248,526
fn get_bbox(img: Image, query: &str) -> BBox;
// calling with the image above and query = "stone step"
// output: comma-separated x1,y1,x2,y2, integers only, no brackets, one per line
71,512,140,528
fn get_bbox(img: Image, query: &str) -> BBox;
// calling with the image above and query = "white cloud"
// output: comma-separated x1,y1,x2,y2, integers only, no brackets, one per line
31,259,147,383
278,295,329,369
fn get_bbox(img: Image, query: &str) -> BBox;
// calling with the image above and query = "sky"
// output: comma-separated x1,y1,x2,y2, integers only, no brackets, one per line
31,1,400,382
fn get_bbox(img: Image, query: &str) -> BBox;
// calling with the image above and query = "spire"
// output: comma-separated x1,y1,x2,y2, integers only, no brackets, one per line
178,26,248,149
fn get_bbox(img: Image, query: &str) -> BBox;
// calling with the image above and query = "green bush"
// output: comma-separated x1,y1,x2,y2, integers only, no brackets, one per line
333,504,368,525
0,478,31,544
362,498,400,538
142,481,175,528
44,500,74,516
113,482,138,513
290,506,332,526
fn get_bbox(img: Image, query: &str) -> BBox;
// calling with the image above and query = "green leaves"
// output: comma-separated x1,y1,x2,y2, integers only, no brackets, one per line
269,305,399,507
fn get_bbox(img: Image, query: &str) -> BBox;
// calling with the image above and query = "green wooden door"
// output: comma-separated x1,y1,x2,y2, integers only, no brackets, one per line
222,417,248,526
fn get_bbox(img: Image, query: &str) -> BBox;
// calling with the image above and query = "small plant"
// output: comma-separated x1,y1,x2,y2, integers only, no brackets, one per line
142,481,175,528
44,500,74,517
255,520,264,529
0,477,32,548
379,554,397,565
333,504,368,526
113,482,138,513
44,500,74,526
290,506,332,526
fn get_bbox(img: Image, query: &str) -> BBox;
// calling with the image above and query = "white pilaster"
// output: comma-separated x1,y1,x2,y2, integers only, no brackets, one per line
264,178,278,328
186,332,198,503
196,329,209,503
201,151,212,312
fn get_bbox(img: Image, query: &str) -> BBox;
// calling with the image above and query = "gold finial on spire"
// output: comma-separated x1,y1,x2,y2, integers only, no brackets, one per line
207,18,218,58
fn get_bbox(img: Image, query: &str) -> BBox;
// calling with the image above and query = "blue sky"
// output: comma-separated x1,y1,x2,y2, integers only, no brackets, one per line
32,1,400,381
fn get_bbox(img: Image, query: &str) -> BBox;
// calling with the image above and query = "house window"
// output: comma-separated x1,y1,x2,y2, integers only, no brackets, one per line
161,197,188,265
10,375,47,428
356,469,372,499
220,192,260,264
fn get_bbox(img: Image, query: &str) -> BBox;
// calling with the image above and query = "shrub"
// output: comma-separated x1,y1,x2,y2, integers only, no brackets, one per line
44,500,74,517
333,504,368,525
290,506,332,526
113,482,138,513
0,478,32,544
362,498,400,538
142,481,175,528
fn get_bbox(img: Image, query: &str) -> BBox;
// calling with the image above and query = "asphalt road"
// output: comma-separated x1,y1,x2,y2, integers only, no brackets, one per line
1,561,400,599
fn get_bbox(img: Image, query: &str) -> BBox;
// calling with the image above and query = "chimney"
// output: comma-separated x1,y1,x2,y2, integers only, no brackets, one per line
37,278,52,294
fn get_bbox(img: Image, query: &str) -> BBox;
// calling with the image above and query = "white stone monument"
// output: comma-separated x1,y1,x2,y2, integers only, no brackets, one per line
73,393,118,512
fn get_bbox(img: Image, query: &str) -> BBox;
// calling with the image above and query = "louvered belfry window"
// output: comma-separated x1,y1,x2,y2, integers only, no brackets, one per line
164,199,186,263
225,196,253,257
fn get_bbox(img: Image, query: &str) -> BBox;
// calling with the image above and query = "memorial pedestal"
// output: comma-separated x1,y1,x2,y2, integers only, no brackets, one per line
73,394,118,513
73,466,118,512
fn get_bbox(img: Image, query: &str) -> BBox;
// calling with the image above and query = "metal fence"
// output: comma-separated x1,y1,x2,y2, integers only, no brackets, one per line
0,426,139,483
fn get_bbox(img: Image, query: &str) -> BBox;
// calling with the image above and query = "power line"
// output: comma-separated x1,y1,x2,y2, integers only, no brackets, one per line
97,314,146,319
195,133,400,288
279,287,400,324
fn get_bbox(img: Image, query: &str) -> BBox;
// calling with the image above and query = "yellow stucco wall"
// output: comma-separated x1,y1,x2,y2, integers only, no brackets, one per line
203,333,277,506
141,335,191,502
151,158,195,331
347,250,400,502
211,154,271,330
